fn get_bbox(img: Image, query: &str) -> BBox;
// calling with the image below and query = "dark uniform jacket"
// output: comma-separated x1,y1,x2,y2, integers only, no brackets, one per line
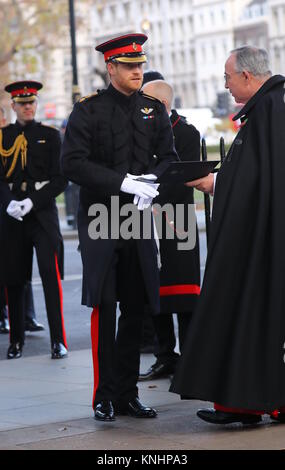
61,84,177,311
156,110,201,313
0,120,66,283
171,75,285,411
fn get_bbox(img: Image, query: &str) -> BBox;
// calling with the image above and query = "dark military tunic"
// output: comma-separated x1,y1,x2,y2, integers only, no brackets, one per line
0,120,66,283
61,84,177,311
157,110,201,314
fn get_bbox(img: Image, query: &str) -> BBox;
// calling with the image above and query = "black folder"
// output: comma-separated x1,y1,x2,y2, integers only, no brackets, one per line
157,160,220,184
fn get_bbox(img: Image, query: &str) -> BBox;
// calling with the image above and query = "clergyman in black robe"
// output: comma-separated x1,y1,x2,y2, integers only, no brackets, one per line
170,46,285,425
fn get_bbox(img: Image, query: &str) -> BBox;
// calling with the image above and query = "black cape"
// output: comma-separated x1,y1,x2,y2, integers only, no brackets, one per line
170,75,285,411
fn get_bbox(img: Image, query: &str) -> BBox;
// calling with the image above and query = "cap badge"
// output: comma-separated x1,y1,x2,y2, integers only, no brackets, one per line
133,42,137,51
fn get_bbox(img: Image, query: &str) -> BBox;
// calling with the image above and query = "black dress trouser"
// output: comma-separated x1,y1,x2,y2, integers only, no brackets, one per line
0,286,7,322
152,312,192,364
0,283,36,322
92,238,147,408
6,213,66,347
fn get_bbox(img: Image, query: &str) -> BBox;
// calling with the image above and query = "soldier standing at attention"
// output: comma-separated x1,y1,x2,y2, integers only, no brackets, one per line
0,81,68,360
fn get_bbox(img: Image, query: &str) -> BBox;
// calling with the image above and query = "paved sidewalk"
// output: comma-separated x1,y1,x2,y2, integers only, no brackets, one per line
0,349,284,450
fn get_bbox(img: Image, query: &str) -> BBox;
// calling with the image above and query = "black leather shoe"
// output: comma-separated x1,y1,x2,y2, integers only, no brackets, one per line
25,319,45,332
116,397,157,418
139,360,176,381
7,342,22,359
271,412,285,423
51,342,68,359
197,408,262,425
0,318,10,334
94,401,115,421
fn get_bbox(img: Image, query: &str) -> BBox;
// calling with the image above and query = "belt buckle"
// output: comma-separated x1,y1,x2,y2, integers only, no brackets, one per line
21,182,27,192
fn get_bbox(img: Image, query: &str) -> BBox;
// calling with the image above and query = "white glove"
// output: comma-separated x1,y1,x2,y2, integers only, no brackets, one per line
133,195,153,210
20,198,33,216
6,200,23,221
120,177,159,199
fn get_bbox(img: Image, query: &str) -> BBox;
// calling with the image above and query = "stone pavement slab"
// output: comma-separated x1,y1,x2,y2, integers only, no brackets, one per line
0,349,285,450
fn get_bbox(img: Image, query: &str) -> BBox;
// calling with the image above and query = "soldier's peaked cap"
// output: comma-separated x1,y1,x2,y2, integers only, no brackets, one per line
5,80,43,103
95,33,148,64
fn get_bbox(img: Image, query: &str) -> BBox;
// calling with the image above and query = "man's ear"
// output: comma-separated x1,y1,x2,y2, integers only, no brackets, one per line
11,101,16,112
107,62,116,77
242,70,251,82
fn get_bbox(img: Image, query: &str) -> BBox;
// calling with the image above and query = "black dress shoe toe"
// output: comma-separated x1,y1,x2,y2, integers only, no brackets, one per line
51,342,68,359
94,401,115,421
25,319,45,332
116,397,157,418
7,343,22,359
139,361,176,381
197,408,262,425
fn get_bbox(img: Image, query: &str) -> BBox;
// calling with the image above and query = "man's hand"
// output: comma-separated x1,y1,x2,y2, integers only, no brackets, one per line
6,200,23,221
20,198,33,216
185,173,214,195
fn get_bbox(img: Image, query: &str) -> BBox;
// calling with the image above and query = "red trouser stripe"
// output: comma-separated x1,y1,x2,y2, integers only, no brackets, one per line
160,284,200,296
91,307,99,408
214,403,285,416
54,254,68,349
214,402,263,415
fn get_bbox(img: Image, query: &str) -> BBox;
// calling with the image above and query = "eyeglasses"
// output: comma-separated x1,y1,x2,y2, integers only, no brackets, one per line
224,71,242,83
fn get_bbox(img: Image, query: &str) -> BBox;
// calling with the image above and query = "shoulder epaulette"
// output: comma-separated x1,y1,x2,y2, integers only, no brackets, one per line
140,92,162,104
79,91,99,103
39,122,59,131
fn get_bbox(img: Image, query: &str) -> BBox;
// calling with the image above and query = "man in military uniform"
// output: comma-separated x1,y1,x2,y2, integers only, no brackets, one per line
0,105,44,335
139,78,201,381
61,33,177,421
0,81,68,359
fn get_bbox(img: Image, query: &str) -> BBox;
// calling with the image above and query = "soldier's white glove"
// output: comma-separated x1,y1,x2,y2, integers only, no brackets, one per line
133,195,153,210
6,200,23,221
20,198,33,216
120,176,159,199
130,174,158,210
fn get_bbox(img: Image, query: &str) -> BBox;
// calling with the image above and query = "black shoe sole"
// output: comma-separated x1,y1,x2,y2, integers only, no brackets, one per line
94,415,116,422
197,412,262,425
25,328,45,332
116,409,157,418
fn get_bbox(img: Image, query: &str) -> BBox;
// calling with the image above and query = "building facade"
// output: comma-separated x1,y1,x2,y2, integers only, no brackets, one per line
27,0,285,121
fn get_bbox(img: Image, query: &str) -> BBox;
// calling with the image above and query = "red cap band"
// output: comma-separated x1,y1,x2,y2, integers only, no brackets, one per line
11,88,38,97
104,43,143,61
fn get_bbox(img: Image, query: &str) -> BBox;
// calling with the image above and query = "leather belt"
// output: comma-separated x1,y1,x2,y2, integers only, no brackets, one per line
8,180,50,191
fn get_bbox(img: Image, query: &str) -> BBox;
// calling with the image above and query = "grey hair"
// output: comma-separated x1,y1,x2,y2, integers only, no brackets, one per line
231,46,272,77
